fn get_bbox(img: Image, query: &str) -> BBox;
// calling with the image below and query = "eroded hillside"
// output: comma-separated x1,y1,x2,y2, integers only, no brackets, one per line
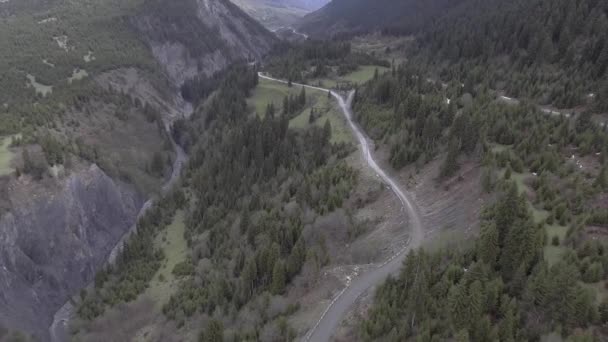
0,0,277,340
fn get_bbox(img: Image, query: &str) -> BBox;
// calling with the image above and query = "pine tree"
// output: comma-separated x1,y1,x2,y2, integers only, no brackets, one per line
200,319,224,342
309,108,315,124
271,261,286,294
478,222,499,266
282,96,289,115
440,140,460,178
594,165,607,190
323,120,332,141
299,87,306,106
449,283,468,330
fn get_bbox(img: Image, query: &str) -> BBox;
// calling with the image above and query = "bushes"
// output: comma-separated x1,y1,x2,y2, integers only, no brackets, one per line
172,260,194,277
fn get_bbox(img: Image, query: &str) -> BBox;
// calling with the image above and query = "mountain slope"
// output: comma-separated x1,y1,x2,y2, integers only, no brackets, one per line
417,0,608,108
230,0,330,30
297,0,463,38
133,0,277,87
0,0,277,340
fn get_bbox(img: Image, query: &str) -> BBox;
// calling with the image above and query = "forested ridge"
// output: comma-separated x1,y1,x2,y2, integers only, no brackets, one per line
355,56,608,340
298,0,464,38
76,65,360,339
414,0,608,110
301,0,608,110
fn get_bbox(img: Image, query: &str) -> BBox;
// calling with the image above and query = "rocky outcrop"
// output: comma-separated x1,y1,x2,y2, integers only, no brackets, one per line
0,165,143,340
132,0,278,87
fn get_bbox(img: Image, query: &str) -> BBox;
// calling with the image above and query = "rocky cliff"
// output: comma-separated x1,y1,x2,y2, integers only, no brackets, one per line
132,0,278,87
0,165,142,339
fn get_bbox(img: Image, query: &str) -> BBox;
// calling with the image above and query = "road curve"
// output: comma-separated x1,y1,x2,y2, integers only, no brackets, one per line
258,73,425,342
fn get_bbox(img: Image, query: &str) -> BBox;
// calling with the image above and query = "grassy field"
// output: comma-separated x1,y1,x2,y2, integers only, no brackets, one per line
309,65,390,89
248,78,353,144
248,78,305,116
289,95,353,144
0,135,16,176
145,210,188,308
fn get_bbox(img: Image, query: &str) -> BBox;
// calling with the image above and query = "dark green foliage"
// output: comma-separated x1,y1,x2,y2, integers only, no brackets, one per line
200,319,224,342
440,140,460,179
172,259,195,277
265,40,388,84
362,187,594,341
77,189,184,320
158,66,356,338
417,0,608,108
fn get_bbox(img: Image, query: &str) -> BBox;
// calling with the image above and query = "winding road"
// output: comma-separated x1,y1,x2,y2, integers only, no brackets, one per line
258,73,425,342
271,26,309,40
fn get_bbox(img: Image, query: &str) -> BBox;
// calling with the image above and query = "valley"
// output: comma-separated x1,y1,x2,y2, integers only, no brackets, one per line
1,0,608,341
230,0,329,30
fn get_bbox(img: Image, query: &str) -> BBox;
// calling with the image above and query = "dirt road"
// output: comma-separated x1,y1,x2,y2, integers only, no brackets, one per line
258,73,425,342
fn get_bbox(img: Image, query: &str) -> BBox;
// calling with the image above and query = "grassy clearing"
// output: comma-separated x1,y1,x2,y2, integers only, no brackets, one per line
145,210,188,308
247,78,304,116
289,95,353,144
0,135,17,176
68,68,89,83
26,74,53,97
249,78,353,144
309,65,389,89
544,246,566,267
423,228,476,252
498,168,529,195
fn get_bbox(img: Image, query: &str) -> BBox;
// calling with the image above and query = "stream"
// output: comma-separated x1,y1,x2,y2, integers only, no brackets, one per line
48,107,191,342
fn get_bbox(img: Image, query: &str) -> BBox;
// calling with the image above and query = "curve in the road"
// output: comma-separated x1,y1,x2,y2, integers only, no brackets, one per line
258,73,425,342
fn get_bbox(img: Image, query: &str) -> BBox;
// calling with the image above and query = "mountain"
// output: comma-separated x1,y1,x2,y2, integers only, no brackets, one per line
230,0,329,29
297,0,463,38
132,0,278,87
0,0,276,339
416,0,608,108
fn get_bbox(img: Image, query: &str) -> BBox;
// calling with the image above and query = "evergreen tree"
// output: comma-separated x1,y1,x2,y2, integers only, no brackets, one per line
309,108,316,124
200,319,224,342
478,222,499,266
440,139,460,178
271,261,286,295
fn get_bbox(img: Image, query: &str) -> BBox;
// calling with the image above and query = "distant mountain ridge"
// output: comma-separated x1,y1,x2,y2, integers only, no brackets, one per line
230,0,329,29
297,0,464,37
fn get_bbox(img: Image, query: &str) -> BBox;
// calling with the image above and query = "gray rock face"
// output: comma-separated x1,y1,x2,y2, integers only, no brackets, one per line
132,0,277,86
0,165,142,340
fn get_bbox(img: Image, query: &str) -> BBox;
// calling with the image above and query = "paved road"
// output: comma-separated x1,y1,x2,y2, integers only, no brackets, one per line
498,95,606,128
259,73,425,342
271,26,309,40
